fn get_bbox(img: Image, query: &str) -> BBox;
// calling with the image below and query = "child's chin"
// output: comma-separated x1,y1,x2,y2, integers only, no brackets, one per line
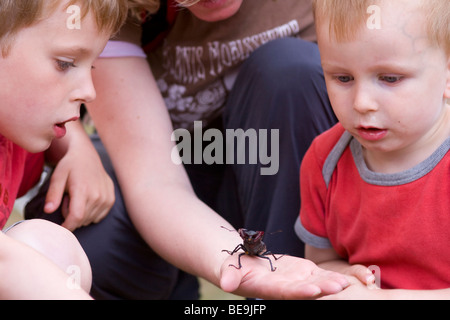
24,140,52,154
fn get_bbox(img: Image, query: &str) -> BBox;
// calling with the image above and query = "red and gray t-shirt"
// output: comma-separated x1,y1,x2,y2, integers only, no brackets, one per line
296,124,450,289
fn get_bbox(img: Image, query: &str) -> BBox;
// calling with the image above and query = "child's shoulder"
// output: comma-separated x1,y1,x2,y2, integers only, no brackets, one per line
309,123,347,157
302,123,349,179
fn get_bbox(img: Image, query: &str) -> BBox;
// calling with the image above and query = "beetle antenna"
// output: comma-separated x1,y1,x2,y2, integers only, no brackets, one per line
220,226,237,233
268,229,283,235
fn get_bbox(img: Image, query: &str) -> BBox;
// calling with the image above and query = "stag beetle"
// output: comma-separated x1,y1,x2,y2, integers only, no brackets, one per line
221,226,284,272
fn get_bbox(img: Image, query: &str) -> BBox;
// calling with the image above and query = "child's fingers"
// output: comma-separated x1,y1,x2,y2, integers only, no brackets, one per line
44,172,67,213
61,193,87,231
348,264,376,286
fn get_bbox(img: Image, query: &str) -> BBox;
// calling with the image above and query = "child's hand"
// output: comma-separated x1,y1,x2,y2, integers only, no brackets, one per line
343,264,377,287
317,264,380,300
219,254,349,299
320,276,383,300
44,139,114,231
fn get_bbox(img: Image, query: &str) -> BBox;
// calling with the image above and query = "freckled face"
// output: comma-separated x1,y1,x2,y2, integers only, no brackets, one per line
0,3,110,152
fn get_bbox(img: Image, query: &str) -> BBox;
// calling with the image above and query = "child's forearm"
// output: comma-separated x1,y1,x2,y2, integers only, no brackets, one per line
305,245,375,286
382,288,450,300
320,260,376,286
317,259,450,299
323,281,450,300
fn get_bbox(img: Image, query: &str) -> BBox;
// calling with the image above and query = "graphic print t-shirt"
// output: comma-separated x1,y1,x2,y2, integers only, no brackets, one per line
144,0,316,130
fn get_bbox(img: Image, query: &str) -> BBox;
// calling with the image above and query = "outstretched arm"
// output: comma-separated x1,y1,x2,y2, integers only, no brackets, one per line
86,55,348,299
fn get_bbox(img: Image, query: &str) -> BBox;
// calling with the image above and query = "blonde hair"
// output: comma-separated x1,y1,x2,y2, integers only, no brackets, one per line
0,0,128,56
313,0,450,55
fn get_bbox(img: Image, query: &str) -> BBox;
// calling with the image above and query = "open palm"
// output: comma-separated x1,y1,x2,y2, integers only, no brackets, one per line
220,254,349,299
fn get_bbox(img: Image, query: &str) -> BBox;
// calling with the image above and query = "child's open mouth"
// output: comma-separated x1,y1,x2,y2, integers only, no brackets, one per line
53,122,67,139
53,116,79,139
357,127,388,141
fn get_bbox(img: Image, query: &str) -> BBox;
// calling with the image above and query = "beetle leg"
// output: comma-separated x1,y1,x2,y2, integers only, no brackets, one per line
228,252,245,270
256,254,276,272
258,251,285,272
222,244,245,256
223,245,246,270
262,250,284,261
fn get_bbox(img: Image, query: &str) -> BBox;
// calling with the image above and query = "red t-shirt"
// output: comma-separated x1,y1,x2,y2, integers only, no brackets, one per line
296,124,450,289
0,135,44,228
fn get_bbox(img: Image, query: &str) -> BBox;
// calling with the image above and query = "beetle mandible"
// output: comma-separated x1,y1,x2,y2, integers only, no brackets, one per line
221,226,284,272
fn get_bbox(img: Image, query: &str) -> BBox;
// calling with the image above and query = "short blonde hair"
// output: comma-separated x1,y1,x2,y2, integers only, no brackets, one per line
313,0,450,55
0,0,128,56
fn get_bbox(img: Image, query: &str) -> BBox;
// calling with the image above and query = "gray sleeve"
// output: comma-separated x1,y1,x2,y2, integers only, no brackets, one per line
294,218,332,249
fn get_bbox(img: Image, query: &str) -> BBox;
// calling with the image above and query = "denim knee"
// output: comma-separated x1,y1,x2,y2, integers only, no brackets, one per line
240,37,324,89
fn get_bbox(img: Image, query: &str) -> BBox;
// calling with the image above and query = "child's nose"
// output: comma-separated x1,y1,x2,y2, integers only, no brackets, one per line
353,85,378,114
73,73,96,103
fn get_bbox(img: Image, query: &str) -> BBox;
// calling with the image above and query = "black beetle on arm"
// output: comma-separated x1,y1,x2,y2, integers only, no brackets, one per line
221,226,284,272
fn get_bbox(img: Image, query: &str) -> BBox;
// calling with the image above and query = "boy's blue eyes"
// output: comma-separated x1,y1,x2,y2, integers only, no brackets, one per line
56,60,95,72
56,59,76,71
336,75,353,83
335,75,402,84
379,75,402,83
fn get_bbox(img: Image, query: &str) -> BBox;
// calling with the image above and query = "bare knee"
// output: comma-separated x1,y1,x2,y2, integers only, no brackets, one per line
5,219,92,292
